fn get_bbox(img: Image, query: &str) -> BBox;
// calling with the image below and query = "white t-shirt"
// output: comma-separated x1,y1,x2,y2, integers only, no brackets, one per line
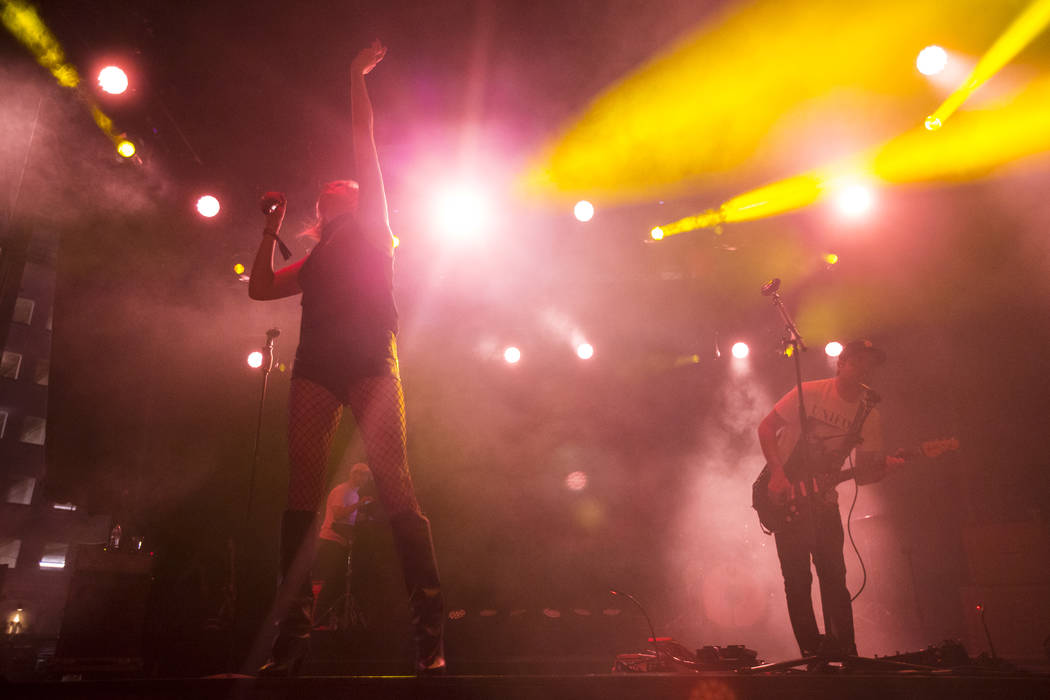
319,482,361,546
772,377,883,502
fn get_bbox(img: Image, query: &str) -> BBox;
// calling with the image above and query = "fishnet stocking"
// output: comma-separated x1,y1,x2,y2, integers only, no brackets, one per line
287,378,343,511
346,375,421,517
286,375,420,516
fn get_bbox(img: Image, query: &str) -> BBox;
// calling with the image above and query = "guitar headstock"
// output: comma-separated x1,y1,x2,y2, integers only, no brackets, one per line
919,437,960,458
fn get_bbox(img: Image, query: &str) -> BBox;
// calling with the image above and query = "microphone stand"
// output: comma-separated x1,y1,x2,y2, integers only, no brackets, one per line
761,279,808,439
225,328,280,672
246,328,280,524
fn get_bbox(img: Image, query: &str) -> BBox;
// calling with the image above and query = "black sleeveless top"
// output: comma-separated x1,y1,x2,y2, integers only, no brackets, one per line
292,213,399,401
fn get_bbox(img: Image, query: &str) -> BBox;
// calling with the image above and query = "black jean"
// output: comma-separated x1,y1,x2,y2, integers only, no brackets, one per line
774,499,857,656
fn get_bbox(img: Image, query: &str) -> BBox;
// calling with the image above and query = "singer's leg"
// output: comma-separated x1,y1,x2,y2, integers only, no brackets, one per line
287,377,343,511
346,374,443,673
260,376,343,676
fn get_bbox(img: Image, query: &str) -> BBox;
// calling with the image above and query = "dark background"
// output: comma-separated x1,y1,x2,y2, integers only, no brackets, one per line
2,0,1048,671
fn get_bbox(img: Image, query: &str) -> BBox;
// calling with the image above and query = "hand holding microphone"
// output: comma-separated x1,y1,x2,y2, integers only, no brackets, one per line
259,192,292,260
260,191,287,225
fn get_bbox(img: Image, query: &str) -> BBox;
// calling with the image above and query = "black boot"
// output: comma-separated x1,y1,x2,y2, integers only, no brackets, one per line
259,509,317,677
390,510,445,675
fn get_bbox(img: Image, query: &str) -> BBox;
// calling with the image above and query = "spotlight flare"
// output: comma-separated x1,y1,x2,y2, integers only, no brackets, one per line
432,184,490,239
247,351,264,369
98,66,128,94
196,195,221,218
834,184,873,217
916,46,948,76
731,342,749,359
573,200,595,222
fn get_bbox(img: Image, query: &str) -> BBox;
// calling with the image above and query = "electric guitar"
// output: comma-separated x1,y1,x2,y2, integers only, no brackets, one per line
752,437,959,533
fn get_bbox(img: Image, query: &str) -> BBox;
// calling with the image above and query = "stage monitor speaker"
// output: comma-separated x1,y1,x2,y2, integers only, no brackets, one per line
54,544,155,672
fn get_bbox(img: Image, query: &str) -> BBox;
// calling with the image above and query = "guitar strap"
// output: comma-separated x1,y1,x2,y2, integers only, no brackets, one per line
845,394,875,450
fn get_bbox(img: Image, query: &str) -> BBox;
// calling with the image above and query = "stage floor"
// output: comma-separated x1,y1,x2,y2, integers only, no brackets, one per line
3,671,1049,700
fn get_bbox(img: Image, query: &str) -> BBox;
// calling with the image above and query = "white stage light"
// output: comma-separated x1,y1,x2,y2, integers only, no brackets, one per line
98,66,128,94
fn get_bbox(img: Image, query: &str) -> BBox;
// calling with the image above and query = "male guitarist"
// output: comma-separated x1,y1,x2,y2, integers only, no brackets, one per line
757,339,905,658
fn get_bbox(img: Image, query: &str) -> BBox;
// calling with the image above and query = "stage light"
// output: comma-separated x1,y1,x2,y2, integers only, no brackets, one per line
196,195,220,218
98,65,128,94
576,343,594,360
650,227,664,240
247,351,264,369
233,263,245,275
834,183,873,217
731,342,749,359
825,341,844,357
116,139,136,158
432,184,490,239
823,253,839,265
573,200,595,222
924,0,1050,131
916,45,948,75
565,471,588,491
503,346,521,364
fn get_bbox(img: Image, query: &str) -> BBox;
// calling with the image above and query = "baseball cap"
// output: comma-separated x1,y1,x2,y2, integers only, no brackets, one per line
839,339,886,365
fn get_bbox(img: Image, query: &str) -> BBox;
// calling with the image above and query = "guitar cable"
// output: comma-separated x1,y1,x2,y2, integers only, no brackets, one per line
846,453,868,603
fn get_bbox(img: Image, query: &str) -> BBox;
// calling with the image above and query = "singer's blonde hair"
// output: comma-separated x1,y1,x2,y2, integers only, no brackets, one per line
300,180,360,241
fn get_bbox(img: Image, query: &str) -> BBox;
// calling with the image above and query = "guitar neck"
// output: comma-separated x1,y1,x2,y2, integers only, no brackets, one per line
822,437,959,489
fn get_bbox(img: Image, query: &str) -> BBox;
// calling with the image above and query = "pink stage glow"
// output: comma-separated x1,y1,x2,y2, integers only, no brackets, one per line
565,471,588,491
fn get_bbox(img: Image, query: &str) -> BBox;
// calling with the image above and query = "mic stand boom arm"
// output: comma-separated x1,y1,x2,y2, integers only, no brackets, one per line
761,279,809,472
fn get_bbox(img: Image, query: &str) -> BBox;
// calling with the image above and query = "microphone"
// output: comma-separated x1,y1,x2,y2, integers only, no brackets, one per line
260,193,285,215
859,383,881,404
760,278,781,296
610,589,664,668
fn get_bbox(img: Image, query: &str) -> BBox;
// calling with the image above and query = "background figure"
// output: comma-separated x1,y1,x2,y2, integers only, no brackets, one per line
314,462,373,631
757,340,904,658
249,41,444,676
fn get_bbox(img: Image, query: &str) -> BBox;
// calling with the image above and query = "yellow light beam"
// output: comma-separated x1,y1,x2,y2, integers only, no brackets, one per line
926,0,1050,130
1,0,79,87
656,68,1050,239
2,0,129,154
654,173,825,237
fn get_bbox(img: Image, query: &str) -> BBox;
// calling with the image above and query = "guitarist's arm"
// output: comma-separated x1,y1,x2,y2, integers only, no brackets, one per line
758,409,792,499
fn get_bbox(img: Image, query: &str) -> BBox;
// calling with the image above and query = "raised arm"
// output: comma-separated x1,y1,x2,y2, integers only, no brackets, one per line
349,40,394,247
248,191,305,300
